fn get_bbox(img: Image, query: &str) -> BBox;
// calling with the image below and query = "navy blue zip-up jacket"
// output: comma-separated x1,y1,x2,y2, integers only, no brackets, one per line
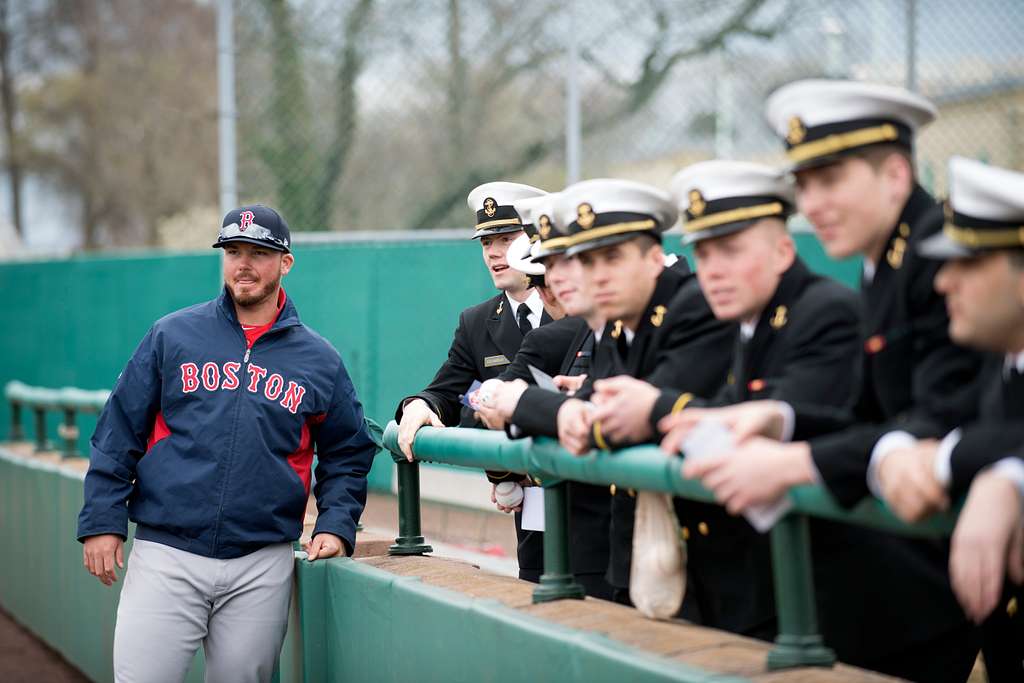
77,288,375,559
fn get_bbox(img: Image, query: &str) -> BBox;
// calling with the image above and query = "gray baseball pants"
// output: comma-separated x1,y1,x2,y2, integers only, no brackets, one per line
113,539,294,683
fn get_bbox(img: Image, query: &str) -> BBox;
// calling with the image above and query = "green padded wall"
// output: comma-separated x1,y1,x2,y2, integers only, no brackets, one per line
0,235,858,491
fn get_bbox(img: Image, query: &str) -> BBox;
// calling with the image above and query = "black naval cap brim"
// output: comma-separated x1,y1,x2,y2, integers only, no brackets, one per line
471,224,526,240
683,218,768,246
564,230,659,258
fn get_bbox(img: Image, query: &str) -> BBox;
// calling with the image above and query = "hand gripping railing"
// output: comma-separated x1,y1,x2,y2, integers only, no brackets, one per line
382,421,960,671
4,381,110,457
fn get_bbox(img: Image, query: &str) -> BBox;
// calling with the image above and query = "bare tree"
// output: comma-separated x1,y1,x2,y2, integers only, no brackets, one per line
18,0,218,248
406,0,790,228
257,0,374,231
0,0,22,238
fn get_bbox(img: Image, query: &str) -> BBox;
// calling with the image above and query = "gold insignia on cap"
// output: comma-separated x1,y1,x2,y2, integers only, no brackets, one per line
611,319,623,339
887,236,907,269
770,305,788,329
483,197,497,218
651,305,667,327
577,202,596,229
787,116,806,145
688,189,706,217
538,214,552,240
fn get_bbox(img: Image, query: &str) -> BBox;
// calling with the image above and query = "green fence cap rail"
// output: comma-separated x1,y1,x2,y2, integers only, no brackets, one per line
381,420,959,540
5,381,110,412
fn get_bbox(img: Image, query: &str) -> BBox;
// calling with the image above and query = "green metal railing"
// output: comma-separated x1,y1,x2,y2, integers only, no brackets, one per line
5,381,110,458
382,421,960,671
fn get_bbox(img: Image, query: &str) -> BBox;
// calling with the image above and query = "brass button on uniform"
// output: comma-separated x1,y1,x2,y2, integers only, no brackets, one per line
609,484,617,496
681,526,690,541
698,522,709,536
1008,597,1018,617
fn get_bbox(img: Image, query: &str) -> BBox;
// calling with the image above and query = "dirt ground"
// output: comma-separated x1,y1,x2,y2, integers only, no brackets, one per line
0,607,89,682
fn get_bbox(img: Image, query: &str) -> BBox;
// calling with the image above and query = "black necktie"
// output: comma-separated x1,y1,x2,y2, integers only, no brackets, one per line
616,330,629,361
1003,364,1024,418
517,304,533,335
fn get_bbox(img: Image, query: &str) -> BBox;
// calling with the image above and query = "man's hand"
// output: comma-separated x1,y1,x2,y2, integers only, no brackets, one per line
659,401,787,454
877,440,948,522
490,482,523,514
681,439,814,515
553,374,586,396
591,376,659,444
557,399,594,455
304,533,347,561
398,398,444,462
476,380,529,431
83,534,124,586
950,471,1024,623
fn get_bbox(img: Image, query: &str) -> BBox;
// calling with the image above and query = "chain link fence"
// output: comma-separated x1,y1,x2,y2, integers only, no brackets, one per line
4,1,1022,249
228,0,1024,236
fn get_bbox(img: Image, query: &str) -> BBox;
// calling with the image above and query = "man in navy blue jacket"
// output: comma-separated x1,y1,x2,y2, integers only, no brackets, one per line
77,205,375,683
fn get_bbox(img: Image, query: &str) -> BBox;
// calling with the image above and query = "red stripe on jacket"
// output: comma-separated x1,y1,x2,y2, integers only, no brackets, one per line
288,413,326,495
146,411,171,453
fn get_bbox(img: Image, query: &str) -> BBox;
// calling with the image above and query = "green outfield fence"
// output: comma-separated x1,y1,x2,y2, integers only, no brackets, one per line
1,384,946,682
0,235,858,493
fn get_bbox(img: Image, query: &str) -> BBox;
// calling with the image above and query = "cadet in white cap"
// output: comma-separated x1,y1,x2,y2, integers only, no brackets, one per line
504,178,733,604
591,161,861,640
678,81,984,680
394,181,554,583
473,196,617,600
872,157,1024,681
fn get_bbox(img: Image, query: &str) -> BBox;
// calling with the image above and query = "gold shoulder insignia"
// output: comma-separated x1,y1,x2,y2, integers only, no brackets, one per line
651,305,667,327
770,305,788,329
898,222,911,238
483,197,497,218
577,202,595,229
611,319,623,339
688,190,706,217
887,236,907,269
786,116,806,145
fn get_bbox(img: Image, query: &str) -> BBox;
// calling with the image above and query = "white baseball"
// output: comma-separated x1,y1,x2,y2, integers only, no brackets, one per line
475,378,503,408
494,481,524,508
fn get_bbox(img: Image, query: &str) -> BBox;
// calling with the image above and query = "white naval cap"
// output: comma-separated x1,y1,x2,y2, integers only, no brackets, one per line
467,182,547,239
511,192,570,262
553,179,677,257
765,79,937,170
669,160,795,244
919,156,1024,260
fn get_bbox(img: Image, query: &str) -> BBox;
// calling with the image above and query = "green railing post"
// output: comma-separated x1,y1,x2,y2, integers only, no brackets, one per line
532,481,585,603
59,408,80,458
10,400,23,440
767,514,835,669
32,407,50,452
388,459,433,556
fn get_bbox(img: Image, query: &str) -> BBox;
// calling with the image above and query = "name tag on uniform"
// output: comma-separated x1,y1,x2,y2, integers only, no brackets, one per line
484,355,510,367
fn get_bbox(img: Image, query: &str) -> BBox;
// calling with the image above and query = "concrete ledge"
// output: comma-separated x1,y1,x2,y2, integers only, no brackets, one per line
333,553,901,683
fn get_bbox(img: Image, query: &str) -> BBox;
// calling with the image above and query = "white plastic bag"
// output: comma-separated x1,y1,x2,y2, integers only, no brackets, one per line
629,491,686,619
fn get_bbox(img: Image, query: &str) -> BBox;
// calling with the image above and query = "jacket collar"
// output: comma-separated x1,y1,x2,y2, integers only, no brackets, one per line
217,286,301,332
486,292,525,358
